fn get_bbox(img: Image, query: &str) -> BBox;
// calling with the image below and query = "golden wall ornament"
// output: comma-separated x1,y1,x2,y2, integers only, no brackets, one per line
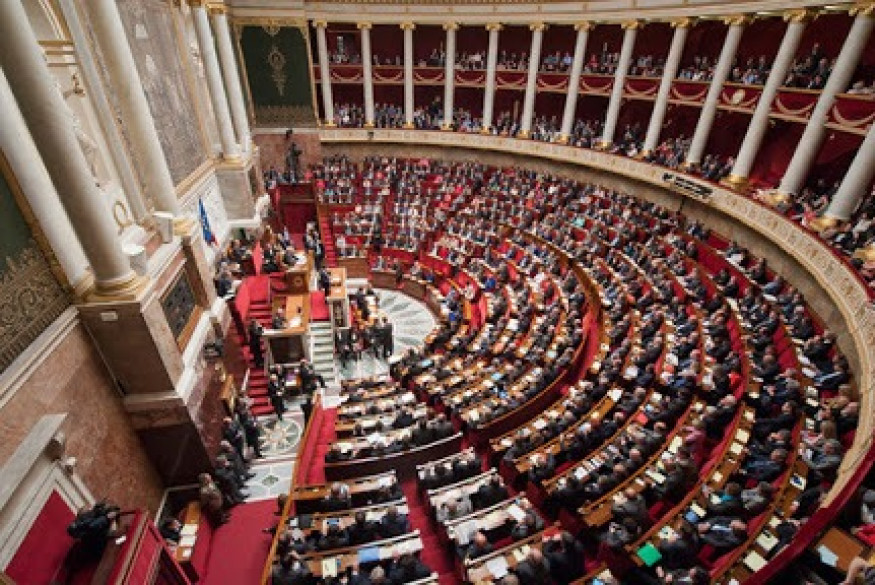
0,243,69,372
267,44,288,96
263,23,282,37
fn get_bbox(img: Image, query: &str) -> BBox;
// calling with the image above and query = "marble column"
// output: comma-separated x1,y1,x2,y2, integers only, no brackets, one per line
518,23,546,138
0,0,139,295
443,23,458,130
89,0,181,217
191,1,240,159
823,119,875,221
642,18,692,155
481,23,502,133
314,21,335,126
600,20,640,147
726,9,812,188
0,69,90,291
402,22,416,128
359,22,375,127
778,6,875,196
559,22,592,143
211,3,252,153
685,15,747,168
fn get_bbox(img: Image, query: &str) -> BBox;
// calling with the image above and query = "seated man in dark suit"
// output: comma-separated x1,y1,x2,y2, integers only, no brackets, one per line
514,548,551,585
347,510,379,545
740,448,788,483
317,523,350,550
379,505,410,538
411,419,434,447
543,531,585,584
697,517,747,555
464,531,493,560
475,476,509,509
387,553,430,585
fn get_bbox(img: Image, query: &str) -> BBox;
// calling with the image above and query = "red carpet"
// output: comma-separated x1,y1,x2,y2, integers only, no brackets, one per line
400,480,456,582
200,499,276,585
309,291,330,321
305,408,338,485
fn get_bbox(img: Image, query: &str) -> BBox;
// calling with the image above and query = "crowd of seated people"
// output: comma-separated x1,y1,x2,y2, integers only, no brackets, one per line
303,155,866,583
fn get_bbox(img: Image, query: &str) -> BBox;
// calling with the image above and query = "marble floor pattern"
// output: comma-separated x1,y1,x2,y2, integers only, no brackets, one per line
338,288,437,381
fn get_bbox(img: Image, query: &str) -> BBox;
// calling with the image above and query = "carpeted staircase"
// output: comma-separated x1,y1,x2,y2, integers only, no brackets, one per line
318,210,338,268
244,298,274,418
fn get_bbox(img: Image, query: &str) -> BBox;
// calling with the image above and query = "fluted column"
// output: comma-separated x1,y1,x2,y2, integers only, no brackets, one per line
359,22,375,127
0,0,139,295
685,15,747,167
211,3,251,153
726,9,812,188
823,120,875,221
642,18,692,154
778,5,875,196
88,0,181,217
443,22,458,130
314,21,335,126
191,1,240,158
600,20,640,147
519,23,546,138
401,22,416,128
0,69,90,291
559,22,592,143
481,23,502,133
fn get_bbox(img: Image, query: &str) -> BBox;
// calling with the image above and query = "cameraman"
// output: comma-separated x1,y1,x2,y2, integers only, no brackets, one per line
65,501,121,578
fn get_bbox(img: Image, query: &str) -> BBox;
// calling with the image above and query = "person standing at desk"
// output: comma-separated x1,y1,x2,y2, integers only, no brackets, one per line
377,317,394,359
248,319,264,367
267,373,286,421
319,267,331,297
272,308,287,330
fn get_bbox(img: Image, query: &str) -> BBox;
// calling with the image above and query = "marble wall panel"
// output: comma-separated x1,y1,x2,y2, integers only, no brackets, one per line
0,323,164,512
254,131,322,176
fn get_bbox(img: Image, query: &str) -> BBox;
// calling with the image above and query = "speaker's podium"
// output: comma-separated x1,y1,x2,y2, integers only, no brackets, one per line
264,292,311,364
284,251,313,295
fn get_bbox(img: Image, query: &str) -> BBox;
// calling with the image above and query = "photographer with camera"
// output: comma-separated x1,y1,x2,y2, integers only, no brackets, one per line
64,501,122,580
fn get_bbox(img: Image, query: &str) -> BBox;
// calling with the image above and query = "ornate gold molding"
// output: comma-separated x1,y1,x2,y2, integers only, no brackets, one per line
530,22,547,32
850,1,875,17
485,23,503,32
186,0,206,7
722,14,752,27
670,17,696,29
783,8,817,23
357,22,373,30
312,20,328,29
443,22,460,31
622,20,642,30
400,22,416,30
206,2,226,15
574,22,594,32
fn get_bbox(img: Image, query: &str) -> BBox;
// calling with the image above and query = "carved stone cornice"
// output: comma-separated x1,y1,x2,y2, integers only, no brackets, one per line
206,2,226,15
621,19,642,30
850,1,875,17
312,19,328,29
529,22,547,32
357,21,372,30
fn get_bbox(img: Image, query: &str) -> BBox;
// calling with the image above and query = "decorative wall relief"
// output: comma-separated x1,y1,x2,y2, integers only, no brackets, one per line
239,25,315,126
0,172,68,373
114,0,207,184
161,271,198,344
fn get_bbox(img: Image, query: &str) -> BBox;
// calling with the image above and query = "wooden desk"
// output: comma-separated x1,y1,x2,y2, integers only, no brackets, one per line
289,471,398,514
339,256,369,279
328,267,350,328
325,433,464,481
284,251,312,295
302,531,423,578
173,502,202,581
813,526,870,574
265,293,310,363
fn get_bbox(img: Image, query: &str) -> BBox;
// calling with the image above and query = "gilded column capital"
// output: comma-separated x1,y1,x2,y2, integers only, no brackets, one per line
485,23,503,32
850,1,875,17
357,22,372,30
574,21,594,32
187,0,206,7
312,20,328,29
783,8,817,24
670,17,696,29
530,22,547,32
622,20,642,31
722,14,752,27
400,22,416,31
207,2,227,16
443,22,460,31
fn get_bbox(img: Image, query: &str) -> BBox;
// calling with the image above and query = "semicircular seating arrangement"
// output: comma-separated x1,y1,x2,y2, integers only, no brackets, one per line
265,155,862,585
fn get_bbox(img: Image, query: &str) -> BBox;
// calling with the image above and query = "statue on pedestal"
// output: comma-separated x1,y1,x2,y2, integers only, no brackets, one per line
284,129,302,182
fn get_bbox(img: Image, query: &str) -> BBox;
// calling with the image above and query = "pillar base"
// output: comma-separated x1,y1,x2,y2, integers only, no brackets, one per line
86,273,150,302
517,129,530,139
595,140,611,151
480,127,492,135
721,174,749,191
441,124,454,131
556,134,569,144
323,121,337,128
637,149,652,160
680,161,698,173
363,122,375,128
853,243,875,263
402,122,415,129
808,215,841,233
